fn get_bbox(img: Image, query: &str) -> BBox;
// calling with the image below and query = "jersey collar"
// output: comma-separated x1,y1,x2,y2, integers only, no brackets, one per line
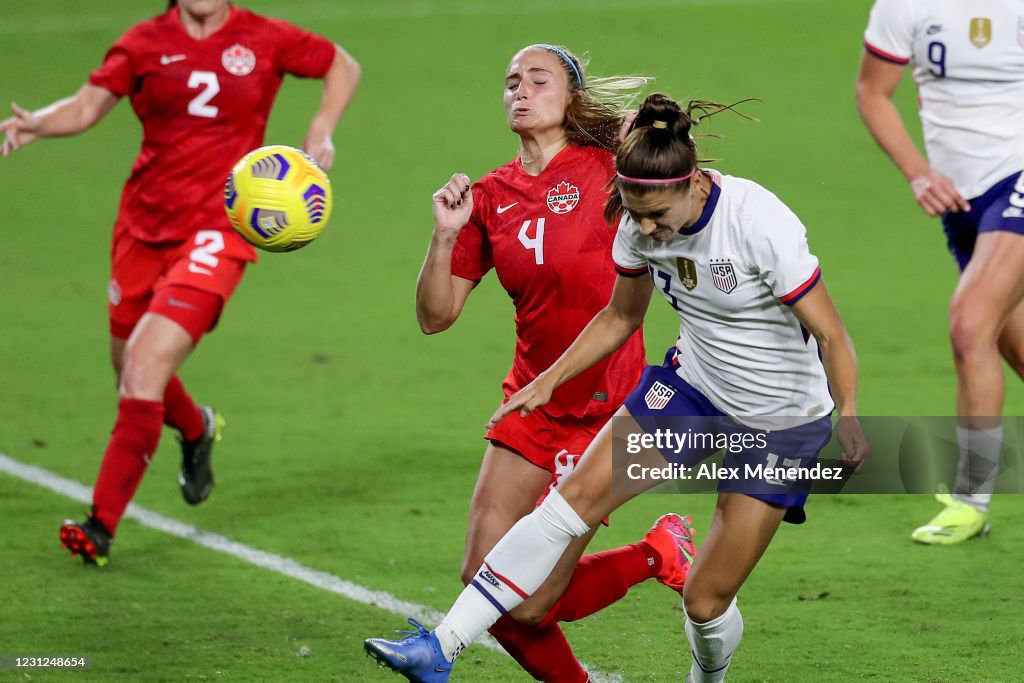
678,175,720,236
514,143,576,179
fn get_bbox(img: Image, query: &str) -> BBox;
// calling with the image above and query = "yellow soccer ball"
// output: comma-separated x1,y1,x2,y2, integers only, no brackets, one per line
225,145,333,252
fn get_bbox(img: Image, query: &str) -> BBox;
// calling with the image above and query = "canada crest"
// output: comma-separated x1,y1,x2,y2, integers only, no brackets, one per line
547,181,580,215
222,44,256,76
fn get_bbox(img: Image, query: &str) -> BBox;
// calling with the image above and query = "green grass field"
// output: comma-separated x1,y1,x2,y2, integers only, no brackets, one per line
2,0,1023,680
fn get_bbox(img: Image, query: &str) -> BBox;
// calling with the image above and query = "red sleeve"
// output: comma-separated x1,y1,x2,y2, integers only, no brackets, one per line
450,186,493,282
270,19,337,78
88,39,137,96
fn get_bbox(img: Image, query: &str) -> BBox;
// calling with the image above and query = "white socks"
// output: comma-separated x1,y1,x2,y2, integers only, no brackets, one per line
953,425,1001,513
685,598,744,683
435,489,591,661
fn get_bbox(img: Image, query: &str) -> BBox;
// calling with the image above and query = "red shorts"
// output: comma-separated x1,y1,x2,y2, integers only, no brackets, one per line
486,407,613,513
109,227,255,343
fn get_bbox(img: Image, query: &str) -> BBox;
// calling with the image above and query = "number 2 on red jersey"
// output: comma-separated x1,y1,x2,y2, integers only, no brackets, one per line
187,71,220,118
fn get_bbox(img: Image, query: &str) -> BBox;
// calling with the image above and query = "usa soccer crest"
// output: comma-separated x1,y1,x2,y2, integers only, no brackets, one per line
676,257,698,291
710,259,737,294
644,381,676,410
222,44,256,76
970,17,992,48
547,181,580,215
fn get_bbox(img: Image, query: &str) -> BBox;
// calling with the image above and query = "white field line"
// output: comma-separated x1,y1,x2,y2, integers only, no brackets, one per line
1,0,824,35
0,453,623,683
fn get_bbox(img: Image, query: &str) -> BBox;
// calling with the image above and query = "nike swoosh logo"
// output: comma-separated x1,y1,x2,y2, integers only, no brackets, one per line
496,202,519,214
168,298,198,310
161,54,186,65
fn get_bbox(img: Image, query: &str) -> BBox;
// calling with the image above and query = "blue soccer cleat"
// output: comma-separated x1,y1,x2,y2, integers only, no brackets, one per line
364,618,453,682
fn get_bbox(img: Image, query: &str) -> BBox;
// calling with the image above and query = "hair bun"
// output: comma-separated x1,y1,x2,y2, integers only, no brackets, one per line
634,93,691,136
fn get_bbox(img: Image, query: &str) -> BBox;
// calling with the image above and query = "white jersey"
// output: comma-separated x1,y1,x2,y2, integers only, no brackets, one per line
612,171,834,428
864,0,1024,199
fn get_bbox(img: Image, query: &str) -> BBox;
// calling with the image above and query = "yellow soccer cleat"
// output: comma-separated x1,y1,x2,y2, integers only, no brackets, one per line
911,493,990,545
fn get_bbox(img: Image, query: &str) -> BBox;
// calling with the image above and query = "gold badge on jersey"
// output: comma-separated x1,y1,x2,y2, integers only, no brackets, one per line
677,257,698,291
970,17,992,48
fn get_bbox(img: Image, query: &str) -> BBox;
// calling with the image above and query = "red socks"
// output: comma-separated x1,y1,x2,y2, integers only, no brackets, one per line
91,375,200,535
488,618,589,683
163,375,204,441
91,398,165,535
487,542,661,682
539,542,661,628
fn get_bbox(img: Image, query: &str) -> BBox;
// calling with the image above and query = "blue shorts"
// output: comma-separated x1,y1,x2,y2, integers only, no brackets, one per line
943,170,1024,270
622,349,833,524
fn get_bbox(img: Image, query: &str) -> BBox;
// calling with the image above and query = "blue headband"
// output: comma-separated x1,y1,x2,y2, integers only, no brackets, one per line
534,44,584,89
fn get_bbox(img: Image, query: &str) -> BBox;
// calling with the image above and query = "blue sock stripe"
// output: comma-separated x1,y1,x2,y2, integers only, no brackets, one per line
469,579,508,615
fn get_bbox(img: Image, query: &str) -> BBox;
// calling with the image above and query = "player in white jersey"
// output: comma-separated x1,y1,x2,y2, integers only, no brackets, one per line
857,0,1024,544
363,93,868,683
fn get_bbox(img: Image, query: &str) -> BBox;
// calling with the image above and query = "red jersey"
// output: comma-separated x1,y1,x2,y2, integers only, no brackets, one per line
452,145,646,418
89,7,336,247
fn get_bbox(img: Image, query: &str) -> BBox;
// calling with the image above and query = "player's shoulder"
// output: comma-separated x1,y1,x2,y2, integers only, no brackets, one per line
561,144,616,178
866,0,921,29
233,7,313,36
717,174,801,236
230,6,273,25
113,10,174,48
718,173,783,210
474,159,518,194
567,144,615,166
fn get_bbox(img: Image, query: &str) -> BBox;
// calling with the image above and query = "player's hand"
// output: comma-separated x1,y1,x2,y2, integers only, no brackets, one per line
301,132,335,172
432,173,473,241
909,168,970,217
486,376,555,429
836,415,869,474
0,102,40,157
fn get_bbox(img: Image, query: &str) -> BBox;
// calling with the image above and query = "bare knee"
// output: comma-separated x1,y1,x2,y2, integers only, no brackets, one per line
118,347,172,399
682,584,735,624
949,299,997,362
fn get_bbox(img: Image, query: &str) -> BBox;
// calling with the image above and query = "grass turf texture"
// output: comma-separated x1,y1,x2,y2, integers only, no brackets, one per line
2,0,1023,680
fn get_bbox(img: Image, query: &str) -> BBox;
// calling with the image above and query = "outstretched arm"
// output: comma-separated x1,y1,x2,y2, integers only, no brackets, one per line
1,84,119,156
301,44,361,171
487,273,654,427
855,51,968,216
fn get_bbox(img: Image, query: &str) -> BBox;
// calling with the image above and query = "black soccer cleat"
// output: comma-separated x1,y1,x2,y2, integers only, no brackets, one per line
59,516,112,567
178,405,223,505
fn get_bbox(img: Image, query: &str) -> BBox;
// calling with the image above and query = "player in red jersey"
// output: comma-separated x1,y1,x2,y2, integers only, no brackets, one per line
0,0,360,565
377,45,697,683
